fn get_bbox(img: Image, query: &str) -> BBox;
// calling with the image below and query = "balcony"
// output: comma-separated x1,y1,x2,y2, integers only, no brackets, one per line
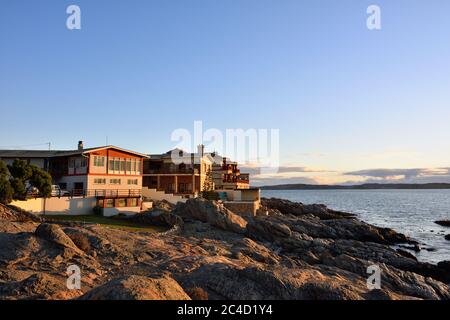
144,168,199,175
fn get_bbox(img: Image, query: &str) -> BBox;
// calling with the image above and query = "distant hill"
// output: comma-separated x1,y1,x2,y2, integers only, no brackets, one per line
260,183,450,190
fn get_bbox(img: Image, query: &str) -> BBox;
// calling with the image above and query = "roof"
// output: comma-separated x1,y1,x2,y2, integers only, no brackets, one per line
0,146,149,159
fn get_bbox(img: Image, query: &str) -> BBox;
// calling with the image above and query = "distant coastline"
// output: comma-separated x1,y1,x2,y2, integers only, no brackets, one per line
260,183,450,190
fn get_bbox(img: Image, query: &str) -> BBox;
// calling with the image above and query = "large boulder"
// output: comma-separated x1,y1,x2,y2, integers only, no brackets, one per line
34,223,83,254
173,198,247,234
0,273,82,300
177,263,412,300
132,209,184,235
79,275,191,300
261,198,355,220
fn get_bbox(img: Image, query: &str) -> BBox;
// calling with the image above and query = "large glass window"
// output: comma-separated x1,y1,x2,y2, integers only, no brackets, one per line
114,158,120,171
126,159,132,173
94,156,105,167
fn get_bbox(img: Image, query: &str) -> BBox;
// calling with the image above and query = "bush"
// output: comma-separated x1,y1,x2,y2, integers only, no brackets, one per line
186,287,209,300
68,233,91,252
202,191,219,201
93,205,103,216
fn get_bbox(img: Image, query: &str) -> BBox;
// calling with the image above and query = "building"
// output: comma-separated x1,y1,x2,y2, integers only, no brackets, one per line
142,145,214,199
0,141,149,214
210,154,250,190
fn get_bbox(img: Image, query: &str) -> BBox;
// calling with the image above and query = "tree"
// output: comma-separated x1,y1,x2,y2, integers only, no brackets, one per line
202,168,214,192
8,160,33,200
29,165,52,198
0,161,13,204
0,159,53,202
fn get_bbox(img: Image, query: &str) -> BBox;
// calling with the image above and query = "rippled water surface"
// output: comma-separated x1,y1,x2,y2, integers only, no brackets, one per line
262,189,450,264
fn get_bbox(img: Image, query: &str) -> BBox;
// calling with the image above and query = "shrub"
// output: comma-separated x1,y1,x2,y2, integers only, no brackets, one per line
68,233,91,252
186,287,209,300
93,205,103,216
202,191,219,201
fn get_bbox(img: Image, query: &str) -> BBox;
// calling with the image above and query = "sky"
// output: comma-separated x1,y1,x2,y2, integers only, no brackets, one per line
1,0,450,185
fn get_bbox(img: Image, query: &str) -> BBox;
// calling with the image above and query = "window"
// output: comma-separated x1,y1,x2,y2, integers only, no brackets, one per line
127,179,138,185
126,159,132,173
109,159,114,172
131,159,136,172
129,198,138,207
80,158,87,168
120,159,126,172
114,158,120,171
110,179,121,185
94,178,106,185
105,199,114,208
94,156,105,167
117,199,126,207
136,160,141,173
69,159,75,169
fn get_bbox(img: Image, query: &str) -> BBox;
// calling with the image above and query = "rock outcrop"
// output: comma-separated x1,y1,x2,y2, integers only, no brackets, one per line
261,198,355,220
435,220,450,227
34,223,84,255
80,275,190,300
0,203,41,222
0,199,449,300
173,198,247,234
132,209,184,235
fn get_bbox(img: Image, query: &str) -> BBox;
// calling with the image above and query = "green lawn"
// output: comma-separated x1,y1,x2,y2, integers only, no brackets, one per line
43,214,167,233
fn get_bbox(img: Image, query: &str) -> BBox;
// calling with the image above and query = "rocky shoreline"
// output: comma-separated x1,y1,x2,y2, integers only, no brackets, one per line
0,198,449,300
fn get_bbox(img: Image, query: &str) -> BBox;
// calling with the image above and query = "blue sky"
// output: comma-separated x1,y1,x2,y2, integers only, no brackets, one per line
1,0,450,185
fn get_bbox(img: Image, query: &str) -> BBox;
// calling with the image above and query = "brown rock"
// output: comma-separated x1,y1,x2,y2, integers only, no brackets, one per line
79,275,191,300
34,223,83,254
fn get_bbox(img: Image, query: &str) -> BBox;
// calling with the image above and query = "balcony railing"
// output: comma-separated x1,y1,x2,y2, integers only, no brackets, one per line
144,168,199,175
49,189,142,199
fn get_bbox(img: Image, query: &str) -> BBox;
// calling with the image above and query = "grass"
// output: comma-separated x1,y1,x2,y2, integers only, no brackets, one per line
43,214,168,233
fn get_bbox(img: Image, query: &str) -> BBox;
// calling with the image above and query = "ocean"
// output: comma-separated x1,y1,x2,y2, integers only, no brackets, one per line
262,189,450,264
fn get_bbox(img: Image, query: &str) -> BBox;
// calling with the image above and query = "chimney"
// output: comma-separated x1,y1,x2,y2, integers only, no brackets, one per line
78,141,84,151
197,144,204,157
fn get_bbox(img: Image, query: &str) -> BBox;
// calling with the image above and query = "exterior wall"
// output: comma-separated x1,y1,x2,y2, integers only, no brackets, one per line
86,175,142,191
223,201,259,217
11,197,97,215
67,156,88,175
103,207,141,217
142,187,187,204
56,175,88,192
91,149,142,176
11,196,143,216
240,188,261,202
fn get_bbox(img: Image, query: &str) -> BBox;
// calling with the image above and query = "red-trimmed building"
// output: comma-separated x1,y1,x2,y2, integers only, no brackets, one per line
0,141,149,211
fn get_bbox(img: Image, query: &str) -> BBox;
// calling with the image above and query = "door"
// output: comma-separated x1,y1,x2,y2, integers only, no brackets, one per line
74,182,84,196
